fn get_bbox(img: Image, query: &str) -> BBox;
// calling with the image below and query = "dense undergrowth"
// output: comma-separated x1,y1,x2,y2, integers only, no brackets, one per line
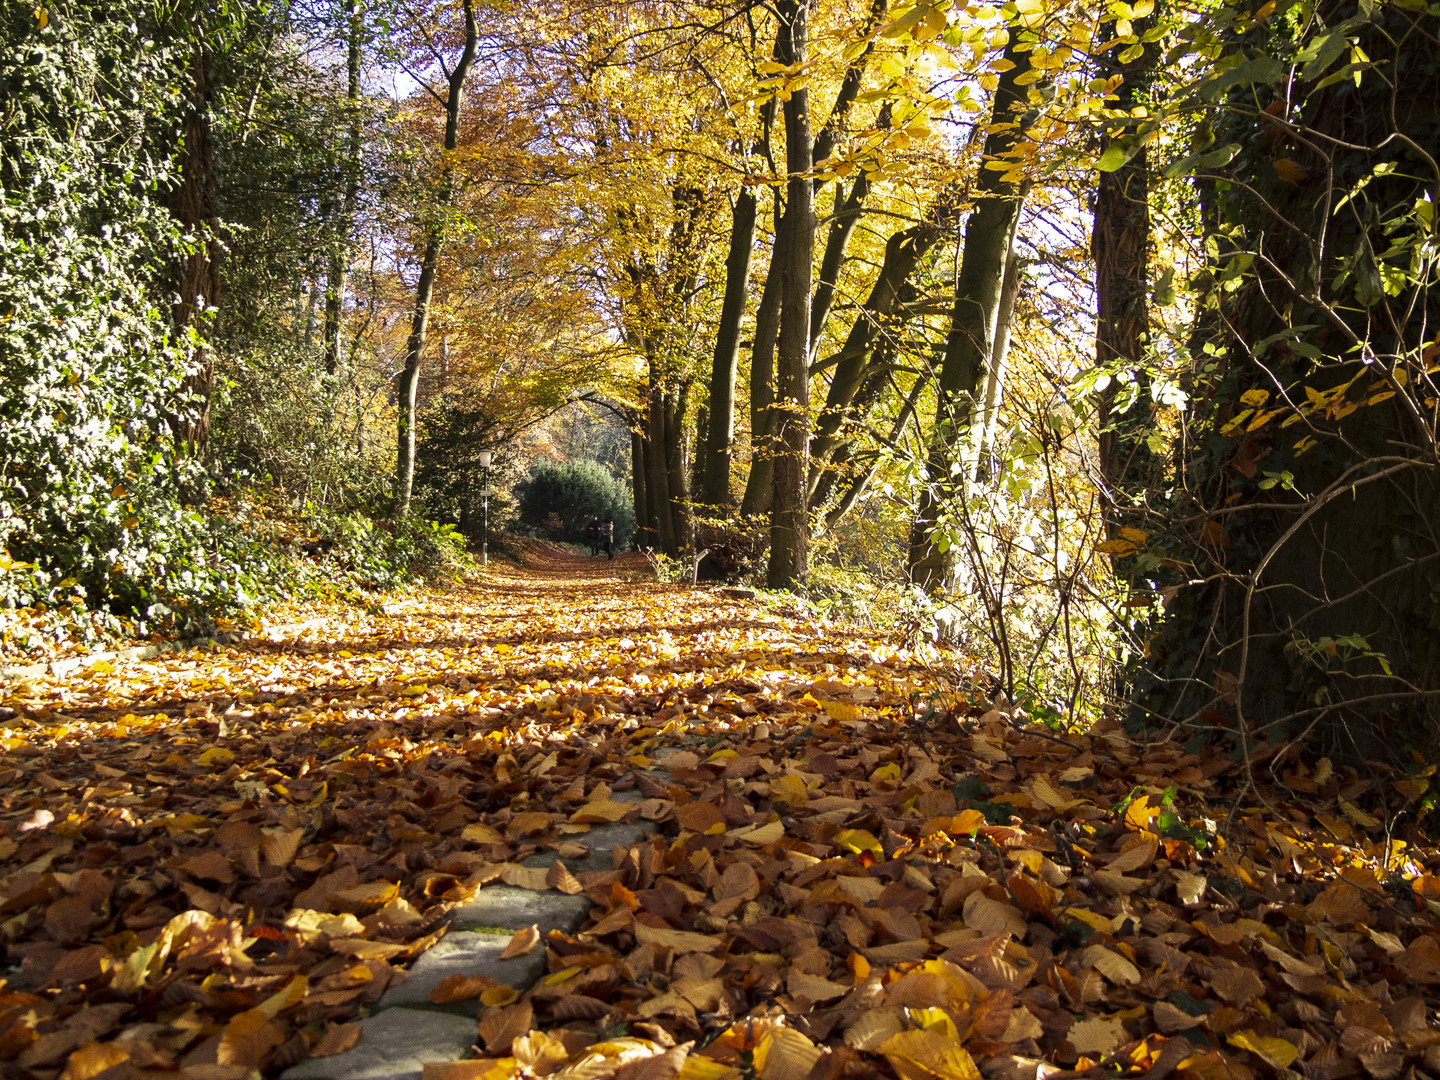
0,492,474,663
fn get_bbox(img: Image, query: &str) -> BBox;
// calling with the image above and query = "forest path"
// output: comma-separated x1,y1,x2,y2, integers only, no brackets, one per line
0,553,1437,1080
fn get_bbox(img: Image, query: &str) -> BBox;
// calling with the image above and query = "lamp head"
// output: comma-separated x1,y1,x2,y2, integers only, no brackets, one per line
477,450,494,468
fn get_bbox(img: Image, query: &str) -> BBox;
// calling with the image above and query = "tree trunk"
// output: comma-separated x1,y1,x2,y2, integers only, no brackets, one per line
395,0,477,518
767,0,814,591
1093,22,1154,533
631,429,650,551
700,186,758,509
645,384,676,552
975,250,1023,479
807,171,870,360
665,383,691,553
738,226,784,517
169,41,220,458
908,28,1034,588
323,0,364,376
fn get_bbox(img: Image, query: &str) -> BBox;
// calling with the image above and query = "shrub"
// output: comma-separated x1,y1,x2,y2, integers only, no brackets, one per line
514,460,634,548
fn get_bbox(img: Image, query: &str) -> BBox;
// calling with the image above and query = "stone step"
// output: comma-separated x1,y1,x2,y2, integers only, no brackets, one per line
281,815,665,1080
281,1008,477,1080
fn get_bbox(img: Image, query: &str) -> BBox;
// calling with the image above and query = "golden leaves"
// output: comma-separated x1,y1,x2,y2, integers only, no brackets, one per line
7,554,1440,1080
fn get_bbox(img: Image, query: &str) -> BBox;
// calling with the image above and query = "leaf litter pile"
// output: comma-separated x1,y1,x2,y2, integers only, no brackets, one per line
1,545,1439,1080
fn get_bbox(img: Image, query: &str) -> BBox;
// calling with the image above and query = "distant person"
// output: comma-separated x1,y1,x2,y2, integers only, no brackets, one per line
601,519,614,559
585,515,601,556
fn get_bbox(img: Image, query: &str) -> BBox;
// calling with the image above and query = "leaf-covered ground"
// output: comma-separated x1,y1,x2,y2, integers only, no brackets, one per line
2,543,1439,1080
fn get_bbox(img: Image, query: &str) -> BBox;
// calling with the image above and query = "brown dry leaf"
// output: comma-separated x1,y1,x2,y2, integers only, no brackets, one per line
715,861,760,902
430,973,498,1004
333,880,399,912
1067,1015,1127,1057
546,859,584,894
571,799,632,823
311,1022,363,1057
512,1030,570,1075
481,985,521,1007
1106,832,1158,873
785,969,849,1003
1394,934,1440,982
263,827,305,869
217,1008,285,1067
1084,945,1140,985
1152,1002,1204,1033
500,864,552,891
634,923,723,953
500,924,540,959
507,811,555,837
963,891,1027,939
1207,963,1265,1006
462,823,506,844
478,1001,534,1055
613,1042,691,1080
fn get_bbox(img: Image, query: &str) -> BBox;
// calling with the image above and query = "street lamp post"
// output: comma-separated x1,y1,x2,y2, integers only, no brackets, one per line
477,450,493,567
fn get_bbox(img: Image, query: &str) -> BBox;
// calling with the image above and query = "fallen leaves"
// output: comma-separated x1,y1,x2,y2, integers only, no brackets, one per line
0,548,1439,1080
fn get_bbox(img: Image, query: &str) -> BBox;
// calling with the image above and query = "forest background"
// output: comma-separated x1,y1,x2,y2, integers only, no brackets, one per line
2,0,1438,763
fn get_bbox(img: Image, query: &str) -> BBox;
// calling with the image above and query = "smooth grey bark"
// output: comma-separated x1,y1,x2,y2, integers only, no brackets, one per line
908,27,1034,587
664,383,692,552
767,0,814,590
808,172,870,360
395,0,477,518
631,429,649,551
699,186,758,509
738,0,883,522
975,250,1023,477
323,0,364,376
738,227,784,517
646,382,676,553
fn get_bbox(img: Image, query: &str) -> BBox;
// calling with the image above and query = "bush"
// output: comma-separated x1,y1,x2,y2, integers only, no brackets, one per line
514,460,634,549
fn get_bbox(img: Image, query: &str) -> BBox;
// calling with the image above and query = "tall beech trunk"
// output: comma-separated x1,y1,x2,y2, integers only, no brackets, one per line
170,41,219,457
646,383,676,553
631,430,650,551
739,0,882,523
975,250,1023,478
908,27,1034,588
739,228,785,517
323,0,363,376
395,0,477,518
767,0,814,590
700,186,758,509
665,384,691,553
808,171,870,360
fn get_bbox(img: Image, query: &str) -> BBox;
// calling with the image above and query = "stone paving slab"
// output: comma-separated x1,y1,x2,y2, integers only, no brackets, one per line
378,931,547,1013
447,885,589,935
519,820,657,875
284,801,672,1078
281,1007,477,1080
